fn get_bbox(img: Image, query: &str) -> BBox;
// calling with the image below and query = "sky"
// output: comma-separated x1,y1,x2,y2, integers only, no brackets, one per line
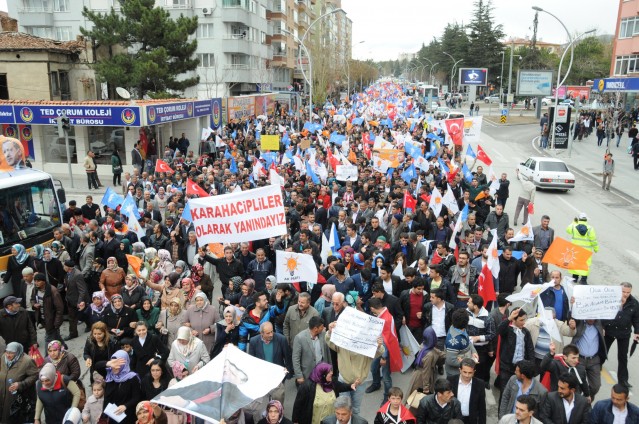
342,0,618,61
0,0,617,62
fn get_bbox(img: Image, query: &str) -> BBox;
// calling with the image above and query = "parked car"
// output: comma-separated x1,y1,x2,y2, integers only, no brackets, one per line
517,157,575,191
484,95,500,104
49,137,108,158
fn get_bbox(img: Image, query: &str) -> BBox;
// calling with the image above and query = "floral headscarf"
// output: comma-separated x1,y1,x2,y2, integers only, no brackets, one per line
110,294,124,313
91,291,109,313
174,326,199,357
171,361,186,381
191,263,203,284
43,248,54,262
12,244,29,265
168,297,183,317
107,256,119,271
262,400,284,424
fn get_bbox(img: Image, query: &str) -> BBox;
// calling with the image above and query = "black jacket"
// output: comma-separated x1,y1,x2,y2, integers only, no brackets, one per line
378,292,404,335
247,332,292,374
497,319,535,374
131,333,169,378
539,391,591,424
0,307,37,350
447,376,486,424
292,377,352,424
497,256,524,294
200,254,244,290
417,393,462,424
603,295,639,338
539,353,590,397
422,301,454,334
399,288,428,327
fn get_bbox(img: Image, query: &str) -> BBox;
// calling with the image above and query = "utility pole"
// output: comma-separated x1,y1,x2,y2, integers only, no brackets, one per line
507,42,514,105
57,113,74,188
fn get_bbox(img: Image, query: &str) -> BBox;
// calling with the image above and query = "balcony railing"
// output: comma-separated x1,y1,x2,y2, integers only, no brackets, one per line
224,64,250,70
18,5,53,12
223,0,246,8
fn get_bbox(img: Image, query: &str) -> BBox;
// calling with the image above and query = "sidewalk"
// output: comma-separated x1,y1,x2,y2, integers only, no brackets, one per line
50,171,108,205
531,133,639,202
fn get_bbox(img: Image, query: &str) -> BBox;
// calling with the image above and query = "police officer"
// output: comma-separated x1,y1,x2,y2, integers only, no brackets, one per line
565,212,598,284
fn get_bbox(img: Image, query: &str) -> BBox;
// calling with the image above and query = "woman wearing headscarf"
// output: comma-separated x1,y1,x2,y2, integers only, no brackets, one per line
103,350,141,424
135,400,167,424
83,322,119,383
146,272,185,311
210,305,240,358
121,274,146,310
190,263,213,301
104,294,137,342
154,250,174,279
86,291,110,325
3,244,34,296
34,363,81,424
257,400,293,424
185,292,219,351
226,279,255,310
406,327,446,404
137,297,160,335
116,239,132,270
167,326,210,374
156,297,187,347
99,257,127,300
314,284,335,315
181,277,199,309
174,260,190,281
292,362,355,424
33,247,66,290
0,342,39,424
44,340,81,381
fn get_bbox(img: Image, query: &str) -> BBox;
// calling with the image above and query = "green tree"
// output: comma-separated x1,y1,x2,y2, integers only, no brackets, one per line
466,0,505,83
81,0,199,99
568,36,612,84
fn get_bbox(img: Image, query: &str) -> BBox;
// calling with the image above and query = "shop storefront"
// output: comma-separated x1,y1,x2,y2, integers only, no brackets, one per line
592,77,639,110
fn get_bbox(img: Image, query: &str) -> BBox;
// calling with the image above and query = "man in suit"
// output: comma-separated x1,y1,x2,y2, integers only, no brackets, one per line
532,215,554,251
292,316,332,384
539,372,592,424
403,212,421,233
321,395,368,424
248,321,291,404
447,358,486,424
390,233,415,266
410,232,428,262
102,228,119,262
62,260,89,340
315,199,328,230
76,234,95,279
342,224,362,252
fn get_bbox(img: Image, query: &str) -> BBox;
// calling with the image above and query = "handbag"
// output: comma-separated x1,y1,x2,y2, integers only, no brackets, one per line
29,345,44,368
406,390,426,408
113,164,123,173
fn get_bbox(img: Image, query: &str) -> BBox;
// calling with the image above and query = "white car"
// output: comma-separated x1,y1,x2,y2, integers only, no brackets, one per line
484,95,500,104
518,157,575,190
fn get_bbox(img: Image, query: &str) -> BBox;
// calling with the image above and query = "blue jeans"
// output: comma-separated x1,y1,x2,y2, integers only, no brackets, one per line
339,376,366,414
370,356,392,402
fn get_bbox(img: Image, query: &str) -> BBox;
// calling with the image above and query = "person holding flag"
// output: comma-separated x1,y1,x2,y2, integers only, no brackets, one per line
368,297,402,405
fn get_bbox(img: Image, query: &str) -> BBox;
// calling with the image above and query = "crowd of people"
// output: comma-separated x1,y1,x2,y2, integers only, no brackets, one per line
0,81,638,424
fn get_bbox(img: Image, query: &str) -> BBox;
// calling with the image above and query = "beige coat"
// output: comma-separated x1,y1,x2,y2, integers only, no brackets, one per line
525,317,576,354
82,394,105,424
84,155,96,172
0,355,39,423
406,348,446,396
283,305,319,346
185,304,219,352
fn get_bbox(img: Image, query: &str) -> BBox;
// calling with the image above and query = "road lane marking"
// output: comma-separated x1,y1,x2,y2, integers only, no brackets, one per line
602,368,615,385
626,250,639,262
556,196,580,214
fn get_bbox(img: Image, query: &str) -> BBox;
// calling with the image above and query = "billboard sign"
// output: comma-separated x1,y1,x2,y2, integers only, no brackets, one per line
458,68,488,86
11,105,140,126
517,70,553,96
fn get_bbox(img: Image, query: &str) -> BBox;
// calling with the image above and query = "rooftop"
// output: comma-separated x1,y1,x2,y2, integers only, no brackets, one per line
0,98,200,106
0,31,84,54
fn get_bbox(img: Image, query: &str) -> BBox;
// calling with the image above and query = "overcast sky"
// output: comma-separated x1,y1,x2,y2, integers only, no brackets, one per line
343,0,618,61
1,0,617,62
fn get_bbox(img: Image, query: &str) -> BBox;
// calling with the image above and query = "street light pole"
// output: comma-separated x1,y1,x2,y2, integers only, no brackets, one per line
298,7,345,121
430,62,439,85
442,51,455,91
499,51,505,103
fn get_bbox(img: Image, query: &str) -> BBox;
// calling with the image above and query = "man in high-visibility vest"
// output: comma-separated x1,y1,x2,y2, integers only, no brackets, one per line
566,212,598,284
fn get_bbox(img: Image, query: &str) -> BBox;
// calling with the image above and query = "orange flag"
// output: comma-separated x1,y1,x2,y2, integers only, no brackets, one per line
542,237,593,271
376,149,400,167
126,254,142,277
208,243,225,258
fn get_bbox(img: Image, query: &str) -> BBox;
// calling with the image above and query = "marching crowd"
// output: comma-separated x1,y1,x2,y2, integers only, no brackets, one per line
0,81,639,424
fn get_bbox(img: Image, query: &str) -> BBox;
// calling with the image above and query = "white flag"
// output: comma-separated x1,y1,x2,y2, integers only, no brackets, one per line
506,282,554,304
269,168,284,186
392,263,405,280
321,233,332,265
442,184,459,214
276,251,318,285
429,187,443,217
488,166,500,196
201,127,213,141
486,229,500,278
215,135,225,148
536,296,562,341
509,216,534,242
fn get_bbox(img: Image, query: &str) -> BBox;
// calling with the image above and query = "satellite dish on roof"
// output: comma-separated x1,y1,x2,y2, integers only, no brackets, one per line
116,87,131,99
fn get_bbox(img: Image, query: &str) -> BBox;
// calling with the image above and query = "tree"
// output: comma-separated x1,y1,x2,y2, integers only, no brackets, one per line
466,0,505,83
81,0,199,99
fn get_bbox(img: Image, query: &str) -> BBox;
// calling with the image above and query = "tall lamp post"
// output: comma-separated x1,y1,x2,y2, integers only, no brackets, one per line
298,7,345,120
430,62,439,85
442,51,456,90
499,50,505,103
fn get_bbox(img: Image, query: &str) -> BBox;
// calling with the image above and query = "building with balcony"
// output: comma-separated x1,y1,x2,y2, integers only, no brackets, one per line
611,0,639,76
8,0,273,99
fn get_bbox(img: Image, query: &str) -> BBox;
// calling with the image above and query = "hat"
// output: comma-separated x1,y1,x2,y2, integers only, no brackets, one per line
34,272,47,281
393,213,403,222
353,253,366,266
22,267,34,276
578,212,588,220
64,259,75,268
377,235,387,242
3,296,21,307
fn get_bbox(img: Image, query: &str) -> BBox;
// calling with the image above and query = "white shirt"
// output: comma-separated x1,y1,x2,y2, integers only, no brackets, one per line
458,378,472,417
432,303,447,337
562,396,575,422
612,404,628,424
382,278,393,295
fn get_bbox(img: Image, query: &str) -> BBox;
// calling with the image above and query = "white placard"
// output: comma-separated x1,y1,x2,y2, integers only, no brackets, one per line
330,307,384,358
462,116,483,144
572,285,622,320
335,164,359,181
188,184,286,244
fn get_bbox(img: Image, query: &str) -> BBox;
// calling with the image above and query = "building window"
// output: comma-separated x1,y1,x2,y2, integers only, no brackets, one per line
26,26,53,39
55,26,72,41
53,0,68,11
619,17,639,39
614,54,639,75
50,72,59,97
197,23,214,38
166,0,188,7
197,53,215,68
0,74,8,100
59,71,70,100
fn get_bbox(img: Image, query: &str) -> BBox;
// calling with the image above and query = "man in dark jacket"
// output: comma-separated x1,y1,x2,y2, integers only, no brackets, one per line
422,288,455,350
497,307,535,393
540,343,591,400
603,282,639,388
0,295,38,352
247,321,291,404
591,384,639,423
498,247,525,295
31,272,65,347
417,378,462,423
447,358,486,424
200,245,244,298
539,373,592,424
63,260,89,340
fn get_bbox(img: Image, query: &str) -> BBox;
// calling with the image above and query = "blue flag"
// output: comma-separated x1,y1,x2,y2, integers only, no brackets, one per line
303,121,313,131
329,132,346,146
181,201,193,222
409,121,416,132
381,118,393,127
282,132,290,147
101,187,124,210
386,167,394,179
438,158,450,174
404,141,422,159
424,142,438,159
306,161,320,184
401,164,416,184
460,204,469,222
120,193,141,220
352,117,364,126
231,130,237,139
230,158,238,174
498,250,524,260
466,144,476,160
462,164,473,183
224,149,233,160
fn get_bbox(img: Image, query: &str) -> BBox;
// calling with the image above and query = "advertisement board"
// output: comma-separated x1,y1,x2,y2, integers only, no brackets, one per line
566,86,591,101
458,68,488,86
211,98,223,129
516,70,553,96
227,96,256,121
549,106,571,149
9,104,141,126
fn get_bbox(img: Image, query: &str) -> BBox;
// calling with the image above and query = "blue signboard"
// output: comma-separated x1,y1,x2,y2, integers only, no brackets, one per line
459,68,488,86
0,106,14,124
146,101,196,125
9,104,140,126
193,100,212,117
593,77,639,93
211,98,223,129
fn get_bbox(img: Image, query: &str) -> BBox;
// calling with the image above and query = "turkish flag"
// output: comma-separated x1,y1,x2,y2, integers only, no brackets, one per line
155,159,174,174
478,263,497,303
445,118,464,146
476,145,493,165
403,190,417,210
446,167,459,184
527,202,535,215
186,178,209,197
326,149,339,171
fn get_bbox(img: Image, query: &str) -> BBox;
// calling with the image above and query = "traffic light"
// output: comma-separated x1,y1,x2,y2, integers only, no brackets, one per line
57,114,71,134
